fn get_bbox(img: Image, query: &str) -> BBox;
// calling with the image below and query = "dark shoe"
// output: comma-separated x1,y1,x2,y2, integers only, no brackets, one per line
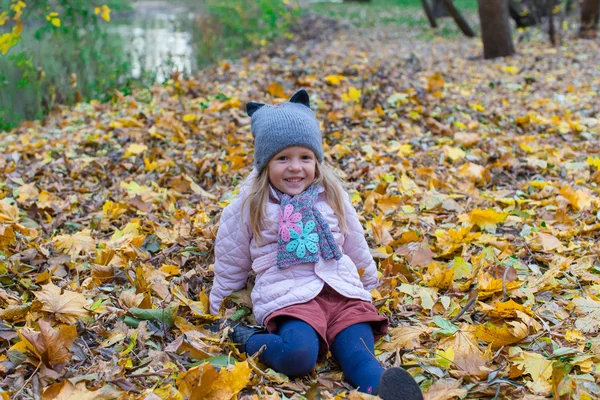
207,320,267,353
377,367,424,400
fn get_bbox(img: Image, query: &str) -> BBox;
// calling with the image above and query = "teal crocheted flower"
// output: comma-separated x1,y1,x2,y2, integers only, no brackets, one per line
285,220,319,259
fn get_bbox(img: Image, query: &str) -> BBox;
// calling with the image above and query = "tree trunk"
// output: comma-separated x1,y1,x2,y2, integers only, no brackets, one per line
478,0,515,59
444,0,476,36
580,0,600,38
432,0,451,17
548,0,556,44
421,0,439,27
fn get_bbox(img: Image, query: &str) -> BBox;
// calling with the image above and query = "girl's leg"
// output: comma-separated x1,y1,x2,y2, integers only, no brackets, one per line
245,318,319,377
331,322,384,394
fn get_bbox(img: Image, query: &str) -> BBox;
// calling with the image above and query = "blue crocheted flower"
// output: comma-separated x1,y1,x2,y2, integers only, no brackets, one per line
285,220,319,259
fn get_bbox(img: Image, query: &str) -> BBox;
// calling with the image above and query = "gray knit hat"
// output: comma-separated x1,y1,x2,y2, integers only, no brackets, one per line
246,90,323,172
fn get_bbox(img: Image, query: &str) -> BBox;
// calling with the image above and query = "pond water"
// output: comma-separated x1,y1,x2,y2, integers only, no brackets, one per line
112,1,197,82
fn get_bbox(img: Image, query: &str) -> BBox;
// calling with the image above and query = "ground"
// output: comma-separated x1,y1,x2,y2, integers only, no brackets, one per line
1,8,600,400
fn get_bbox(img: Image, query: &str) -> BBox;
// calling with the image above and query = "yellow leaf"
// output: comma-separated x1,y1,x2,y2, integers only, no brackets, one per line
102,200,128,220
475,321,528,348
208,360,252,399
18,320,77,367
565,329,585,343
46,12,61,27
380,326,435,351
176,362,219,399
400,174,422,195
423,261,455,289
509,348,553,395
425,378,467,400
341,87,361,103
535,232,563,252
144,157,158,172
16,183,39,203
427,72,445,92
482,299,532,319
587,156,600,169
435,347,454,369
458,162,485,182
267,82,286,98
572,297,600,333
559,185,591,210
182,114,197,122
366,214,393,246
443,146,466,161
325,75,345,85
124,143,148,158
36,190,63,210
0,11,8,26
440,327,491,378
41,380,121,400
503,66,518,74
53,229,95,258
477,270,522,299
94,5,111,22
120,181,150,196
33,283,89,324
468,208,508,232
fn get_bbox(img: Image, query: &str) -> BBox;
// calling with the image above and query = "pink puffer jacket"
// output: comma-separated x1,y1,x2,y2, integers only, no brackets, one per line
209,170,378,325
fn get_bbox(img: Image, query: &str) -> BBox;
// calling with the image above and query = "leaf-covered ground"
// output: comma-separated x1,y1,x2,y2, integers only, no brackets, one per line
1,13,600,400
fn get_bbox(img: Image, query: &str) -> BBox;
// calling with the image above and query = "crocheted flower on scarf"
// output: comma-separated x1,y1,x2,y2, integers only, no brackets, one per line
285,220,319,259
279,204,302,242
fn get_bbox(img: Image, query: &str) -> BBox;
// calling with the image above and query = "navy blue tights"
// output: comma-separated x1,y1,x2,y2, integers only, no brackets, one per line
245,319,384,394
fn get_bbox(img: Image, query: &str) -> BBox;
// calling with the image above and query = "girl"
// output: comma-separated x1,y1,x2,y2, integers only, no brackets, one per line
209,90,423,400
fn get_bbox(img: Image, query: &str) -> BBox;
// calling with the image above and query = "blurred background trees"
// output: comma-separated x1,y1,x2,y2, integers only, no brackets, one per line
0,0,598,131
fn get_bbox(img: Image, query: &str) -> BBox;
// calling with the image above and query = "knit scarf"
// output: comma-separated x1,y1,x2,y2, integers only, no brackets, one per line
275,185,342,269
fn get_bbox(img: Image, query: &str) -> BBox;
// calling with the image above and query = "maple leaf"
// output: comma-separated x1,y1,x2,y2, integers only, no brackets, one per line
559,185,591,210
380,326,434,351
53,229,95,258
509,348,553,395
42,380,121,400
440,327,491,379
34,282,89,324
124,143,148,157
176,361,220,398
425,378,467,400
366,214,393,246
18,320,77,367
423,261,455,289
467,208,508,233
341,87,361,103
475,321,528,348
572,297,600,333
208,360,252,399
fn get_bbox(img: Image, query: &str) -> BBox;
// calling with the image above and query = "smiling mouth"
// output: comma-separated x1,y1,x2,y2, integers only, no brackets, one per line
285,178,303,183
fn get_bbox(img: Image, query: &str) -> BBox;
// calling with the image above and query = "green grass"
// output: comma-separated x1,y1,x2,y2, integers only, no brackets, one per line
307,0,479,34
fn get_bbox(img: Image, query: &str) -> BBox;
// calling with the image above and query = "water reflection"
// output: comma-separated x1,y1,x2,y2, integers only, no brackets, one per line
112,25,195,82
112,2,196,82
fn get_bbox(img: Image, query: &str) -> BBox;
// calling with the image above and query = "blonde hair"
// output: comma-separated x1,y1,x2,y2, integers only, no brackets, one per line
243,162,348,241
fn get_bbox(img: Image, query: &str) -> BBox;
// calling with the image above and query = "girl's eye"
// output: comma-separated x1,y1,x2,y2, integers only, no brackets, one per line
302,155,313,160
278,156,288,161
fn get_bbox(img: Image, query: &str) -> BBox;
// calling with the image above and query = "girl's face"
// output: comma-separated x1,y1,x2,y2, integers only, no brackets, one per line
267,146,317,196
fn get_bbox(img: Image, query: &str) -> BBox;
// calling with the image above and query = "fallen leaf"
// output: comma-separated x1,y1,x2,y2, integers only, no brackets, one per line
475,321,528,348
34,282,89,324
19,320,77,367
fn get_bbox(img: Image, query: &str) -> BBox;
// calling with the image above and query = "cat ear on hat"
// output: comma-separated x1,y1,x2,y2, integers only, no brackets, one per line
246,102,265,117
289,90,310,108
